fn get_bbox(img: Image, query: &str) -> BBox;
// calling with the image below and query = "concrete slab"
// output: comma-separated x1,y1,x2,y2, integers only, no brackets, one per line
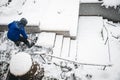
77,16,110,65
39,0,79,38
35,32,56,48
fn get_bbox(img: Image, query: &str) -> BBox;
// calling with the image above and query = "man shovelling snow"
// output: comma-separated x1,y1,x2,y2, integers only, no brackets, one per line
7,18,35,48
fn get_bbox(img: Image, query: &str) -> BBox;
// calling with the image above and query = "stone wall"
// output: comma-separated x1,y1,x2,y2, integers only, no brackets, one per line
79,3,120,22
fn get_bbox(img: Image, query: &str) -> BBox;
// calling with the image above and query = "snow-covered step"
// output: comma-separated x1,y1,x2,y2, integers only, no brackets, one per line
77,16,111,66
52,35,63,64
60,37,71,59
52,36,78,63
68,40,77,61
53,35,63,57
35,32,56,48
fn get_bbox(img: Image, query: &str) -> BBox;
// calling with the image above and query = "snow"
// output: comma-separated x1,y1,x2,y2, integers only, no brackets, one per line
69,40,77,61
10,52,32,76
40,0,79,38
1,0,120,80
0,0,42,25
60,38,70,59
35,32,56,48
0,0,8,6
77,16,110,65
75,16,120,80
53,35,63,57
43,64,61,79
0,40,8,50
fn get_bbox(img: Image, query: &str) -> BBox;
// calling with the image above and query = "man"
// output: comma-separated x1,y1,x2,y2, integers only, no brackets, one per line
7,18,34,48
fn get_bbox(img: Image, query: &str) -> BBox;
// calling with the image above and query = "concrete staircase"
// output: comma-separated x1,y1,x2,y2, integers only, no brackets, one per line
35,16,112,69
77,16,111,67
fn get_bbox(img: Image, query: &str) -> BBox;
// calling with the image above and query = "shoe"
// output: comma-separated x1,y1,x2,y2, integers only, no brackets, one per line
28,42,35,48
31,42,35,47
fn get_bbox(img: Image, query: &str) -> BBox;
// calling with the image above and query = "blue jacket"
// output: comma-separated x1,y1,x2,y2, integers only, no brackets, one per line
7,21,28,42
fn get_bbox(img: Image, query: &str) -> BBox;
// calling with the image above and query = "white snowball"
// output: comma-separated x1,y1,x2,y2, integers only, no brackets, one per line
10,52,32,76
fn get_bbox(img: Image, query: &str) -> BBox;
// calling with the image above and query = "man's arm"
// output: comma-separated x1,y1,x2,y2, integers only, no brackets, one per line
20,27,28,39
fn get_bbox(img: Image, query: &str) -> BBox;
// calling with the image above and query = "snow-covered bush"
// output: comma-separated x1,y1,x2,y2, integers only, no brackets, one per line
102,0,120,8
0,0,9,7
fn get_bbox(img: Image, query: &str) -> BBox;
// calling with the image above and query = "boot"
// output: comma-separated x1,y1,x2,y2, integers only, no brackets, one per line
26,41,35,48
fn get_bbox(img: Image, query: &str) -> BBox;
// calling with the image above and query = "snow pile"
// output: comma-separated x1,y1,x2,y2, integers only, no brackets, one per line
0,0,25,16
43,64,61,79
0,0,8,6
10,52,32,76
0,31,11,50
0,40,8,51
0,0,40,25
102,0,120,8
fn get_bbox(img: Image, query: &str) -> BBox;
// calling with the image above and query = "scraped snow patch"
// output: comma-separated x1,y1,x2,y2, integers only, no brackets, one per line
10,52,32,76
35,32,56,48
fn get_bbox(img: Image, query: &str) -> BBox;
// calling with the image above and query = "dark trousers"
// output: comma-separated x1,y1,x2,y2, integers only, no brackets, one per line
14,36,31,48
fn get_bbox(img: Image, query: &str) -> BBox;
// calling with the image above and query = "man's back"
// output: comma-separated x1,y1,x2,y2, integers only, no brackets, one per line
7,21,21,41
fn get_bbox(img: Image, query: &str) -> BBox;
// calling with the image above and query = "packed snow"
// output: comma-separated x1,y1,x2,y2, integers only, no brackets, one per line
10,52,32,76
77,16,110,65
35,32,56,48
